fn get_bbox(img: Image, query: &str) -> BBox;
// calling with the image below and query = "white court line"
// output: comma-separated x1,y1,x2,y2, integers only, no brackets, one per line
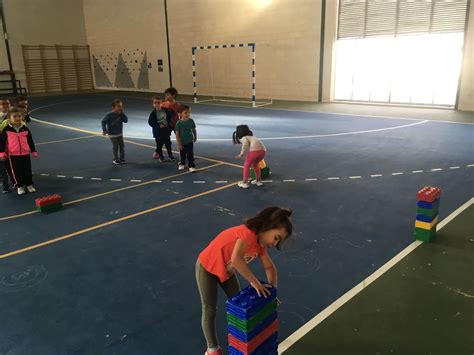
449,166,460,169
215,181,228,183
305,178,318,181
370,174,382,177
40,173,50,176
283,179,296,182
328,177,340,180
392,172,404,175
171,181,183,184
431,168,442,171
110,179,122,182
349,176,361,179
262,180,273,183
467,164,474,167
279,197,474,354
56,175,66,178
130,179,142,183
91,177,102,181
193,181,206,184
154,180,163,183
72,176,84,179
412,170,424,173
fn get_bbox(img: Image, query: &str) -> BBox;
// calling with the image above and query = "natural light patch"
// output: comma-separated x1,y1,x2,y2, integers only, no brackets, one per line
334,33,464,106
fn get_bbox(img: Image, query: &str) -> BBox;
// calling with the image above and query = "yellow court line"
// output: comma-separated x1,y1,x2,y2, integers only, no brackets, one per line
36,135,99,146
0,163,223,221
0,181,239,259
31,116,243,169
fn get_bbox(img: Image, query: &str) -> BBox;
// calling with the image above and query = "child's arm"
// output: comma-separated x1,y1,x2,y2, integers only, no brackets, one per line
175,123,183,149
0,129,7,159
101,114,109,135
231,239,272,297
148,111,157,127
192,128,197,142
121,112,128,123
259,254,278,287
25,127,38,158
236,137,249,159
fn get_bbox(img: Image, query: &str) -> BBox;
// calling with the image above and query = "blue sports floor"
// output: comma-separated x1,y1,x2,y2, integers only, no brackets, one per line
0,93,472,354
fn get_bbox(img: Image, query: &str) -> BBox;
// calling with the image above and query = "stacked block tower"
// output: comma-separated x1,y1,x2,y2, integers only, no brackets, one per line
35,194,63,213
226,282,278,355
414,186,441,242
250,159,270,180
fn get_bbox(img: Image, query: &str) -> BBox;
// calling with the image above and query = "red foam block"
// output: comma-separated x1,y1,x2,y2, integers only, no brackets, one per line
416,186,441,203
228,319,278,354
35,194,63,207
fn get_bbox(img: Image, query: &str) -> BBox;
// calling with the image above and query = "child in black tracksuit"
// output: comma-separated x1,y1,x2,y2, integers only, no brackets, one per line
148,95,175,162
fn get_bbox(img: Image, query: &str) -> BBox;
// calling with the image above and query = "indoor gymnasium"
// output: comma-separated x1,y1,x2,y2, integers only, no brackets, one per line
0,0,472,354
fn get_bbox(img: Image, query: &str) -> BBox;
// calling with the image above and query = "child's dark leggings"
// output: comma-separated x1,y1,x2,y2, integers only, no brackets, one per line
8,155,33,187
110,136,125,160
180,142,195,168
195,260,240,349
1,160,10,189
155,128,173,159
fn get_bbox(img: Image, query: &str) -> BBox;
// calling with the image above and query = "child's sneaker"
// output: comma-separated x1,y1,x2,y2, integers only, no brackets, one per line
178,164,185,170
112,159,121,165
237,181,249,189
205,347,222,355
120,159,126,165
17,186,26,195
168,155,175,161
152,152,159,159
26,185,36,193
2,185,11,193
189,167,197,173
159,157,165,163
251,180,263,187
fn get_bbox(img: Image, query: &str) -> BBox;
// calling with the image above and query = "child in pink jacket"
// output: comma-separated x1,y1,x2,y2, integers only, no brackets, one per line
0,108,38,195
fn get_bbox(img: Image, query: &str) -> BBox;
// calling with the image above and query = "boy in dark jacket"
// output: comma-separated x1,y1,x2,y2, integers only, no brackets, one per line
148,95,175,162
102,99,128,165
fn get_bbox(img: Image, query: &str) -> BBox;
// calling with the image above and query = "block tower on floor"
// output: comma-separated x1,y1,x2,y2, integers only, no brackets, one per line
226,282,278,355
35,194,63,213
250,159,270,180
414,186,441,242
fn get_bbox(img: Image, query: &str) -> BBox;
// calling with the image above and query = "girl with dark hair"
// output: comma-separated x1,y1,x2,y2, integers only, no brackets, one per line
232,124,266,189
196,207,293,355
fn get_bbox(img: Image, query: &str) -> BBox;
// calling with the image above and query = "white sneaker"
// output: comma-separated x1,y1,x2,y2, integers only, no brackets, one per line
26,185,36,193
178,164,185,170
237,181,249,189
17,186,26,195
189,167,197,173
251,180,263,187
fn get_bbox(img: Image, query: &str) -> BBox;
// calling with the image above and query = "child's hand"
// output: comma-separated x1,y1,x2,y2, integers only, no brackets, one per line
276,297,282,306
102,131,107,136
32,152,39,159
179,144,184,150
250,280,272,298
0,156,6,161
235,154,243,160
193,138,197,143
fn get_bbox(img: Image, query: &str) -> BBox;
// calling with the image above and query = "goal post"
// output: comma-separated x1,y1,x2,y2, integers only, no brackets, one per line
191,43,272,108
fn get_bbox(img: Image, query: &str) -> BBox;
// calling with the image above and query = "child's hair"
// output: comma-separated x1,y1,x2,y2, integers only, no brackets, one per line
164,87,178,98
246,207,293,250
232,124,253,144
152,95,161,101
111,99,123,107
178,105,190,113
14,96,28,103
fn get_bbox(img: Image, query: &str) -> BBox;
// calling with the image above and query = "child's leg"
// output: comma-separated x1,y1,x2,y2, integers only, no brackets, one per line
1,161,9,189
187,143,195,168
8,156,21,187
22,156,33,186
195,260,220,349
220,273,240,298
109,137,119,160
179,145,186,166
252,151,266,181
118,136,125,160
243,153,257,182
164,134,174,158
155,136,164,159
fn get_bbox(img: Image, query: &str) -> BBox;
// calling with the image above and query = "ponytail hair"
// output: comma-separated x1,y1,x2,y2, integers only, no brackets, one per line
232,124,253,144
245,207,293,250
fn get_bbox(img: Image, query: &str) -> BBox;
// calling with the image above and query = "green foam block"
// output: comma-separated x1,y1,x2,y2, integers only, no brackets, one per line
36,203,62,213
250,166,270,179
227,299,277,332
414,226,436,242
416,207,439,218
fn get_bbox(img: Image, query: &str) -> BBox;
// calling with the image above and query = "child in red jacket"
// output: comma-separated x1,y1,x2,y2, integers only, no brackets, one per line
0,108,38,195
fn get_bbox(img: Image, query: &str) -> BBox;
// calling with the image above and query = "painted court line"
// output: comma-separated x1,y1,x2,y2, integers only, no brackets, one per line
449,166,460,169
110,179,122,182
466,164,474,167
305,178,318,181
370,174,382,177
279,197,474,353
40,173,50,176
392,172,404,175
327,177,340,180
431,168,442,171
130,179,142,183
283,179,295,182
91,177,102,181
36,135,98,146
412,170,424,173
215,180,228,183
349,176,361,179
72,176,84,180
0,182,240,260
193,181,206,184
56,175,66,178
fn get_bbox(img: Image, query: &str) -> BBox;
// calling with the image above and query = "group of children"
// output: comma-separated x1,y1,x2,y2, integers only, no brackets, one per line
0,96,37,195
102,88,266,185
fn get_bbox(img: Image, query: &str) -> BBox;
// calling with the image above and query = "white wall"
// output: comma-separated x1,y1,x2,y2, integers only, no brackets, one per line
458,5,474,111
2,0,88,89
83,0,170,93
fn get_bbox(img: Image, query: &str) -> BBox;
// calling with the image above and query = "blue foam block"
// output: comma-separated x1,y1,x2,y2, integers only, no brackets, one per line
228,332,278,355
416,213,438,223
226,282,277,320
228,311,278,342
417,199,440,210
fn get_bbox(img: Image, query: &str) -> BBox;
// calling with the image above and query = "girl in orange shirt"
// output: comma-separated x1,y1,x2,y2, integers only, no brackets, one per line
196,207,293,355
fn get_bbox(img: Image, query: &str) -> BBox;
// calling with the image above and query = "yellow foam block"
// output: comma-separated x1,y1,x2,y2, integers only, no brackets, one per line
259,159,267,169
415,216,439,230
